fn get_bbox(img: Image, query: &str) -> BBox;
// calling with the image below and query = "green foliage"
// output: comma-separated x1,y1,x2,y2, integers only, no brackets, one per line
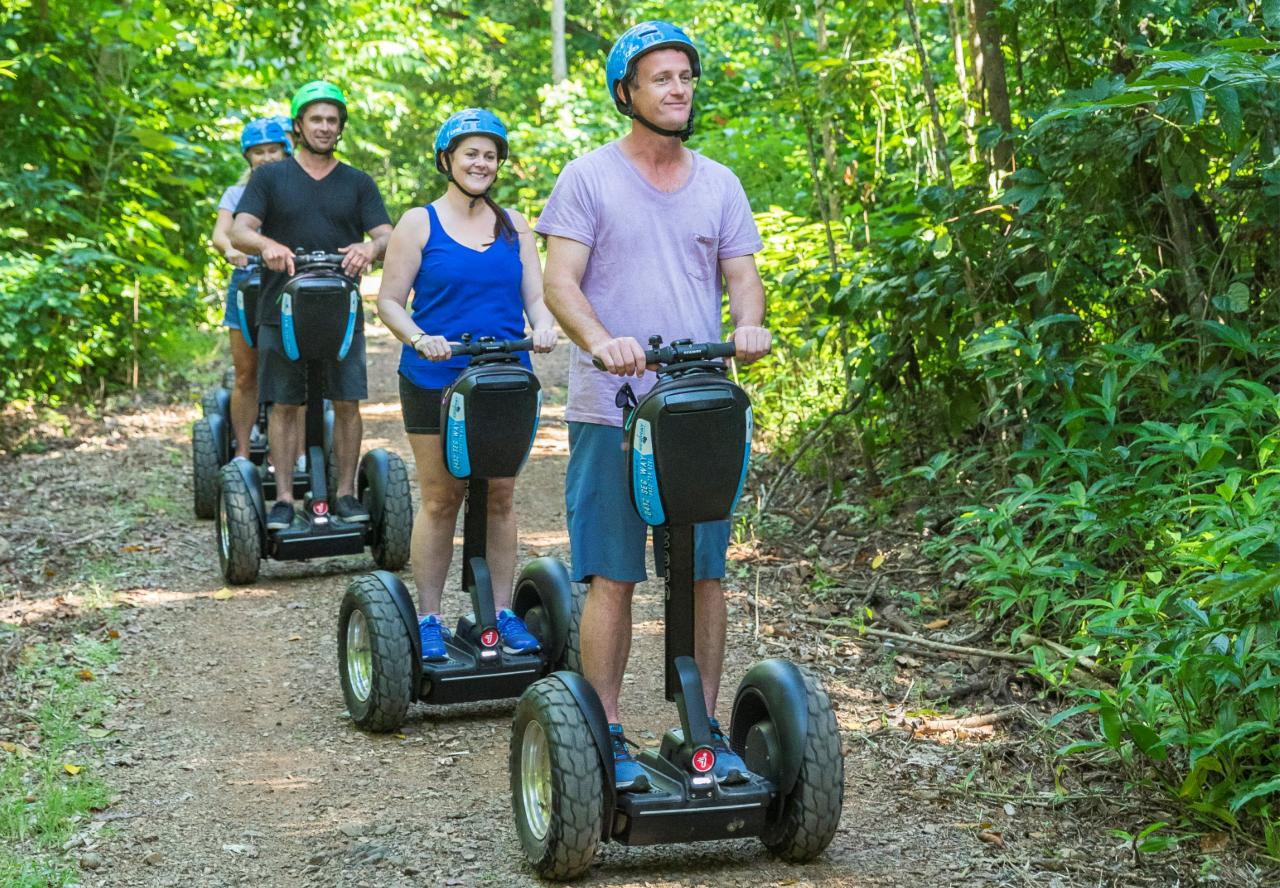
1,630,117,884
739,0,1280,844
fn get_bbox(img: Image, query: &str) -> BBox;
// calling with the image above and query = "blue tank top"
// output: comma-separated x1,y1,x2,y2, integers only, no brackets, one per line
398,203,532,389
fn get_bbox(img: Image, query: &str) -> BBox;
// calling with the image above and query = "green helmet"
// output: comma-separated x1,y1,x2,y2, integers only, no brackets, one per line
290,80,348,125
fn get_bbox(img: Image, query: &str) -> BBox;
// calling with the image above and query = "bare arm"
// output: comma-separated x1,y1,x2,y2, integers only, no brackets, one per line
543,234,646,376
375,208,451,361
721,254,772,364
211,209,248,267
339,223,393,277
511,212,556,352
230,211,296,275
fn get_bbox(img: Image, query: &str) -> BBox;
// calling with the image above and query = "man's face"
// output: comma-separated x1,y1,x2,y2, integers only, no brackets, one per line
624,48,695,130
297,101,343,154
448,135,500,193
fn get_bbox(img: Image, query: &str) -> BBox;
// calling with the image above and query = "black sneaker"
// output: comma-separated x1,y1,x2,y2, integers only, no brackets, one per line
334,495,370,523
267,501,296,530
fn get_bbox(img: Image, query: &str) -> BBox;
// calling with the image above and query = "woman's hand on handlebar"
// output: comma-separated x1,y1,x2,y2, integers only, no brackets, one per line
224,248,250,268
338,241,377,277
413,333,453,362
591,336,648,377
260,240,295,275
730,325,772,364
530,328,558,354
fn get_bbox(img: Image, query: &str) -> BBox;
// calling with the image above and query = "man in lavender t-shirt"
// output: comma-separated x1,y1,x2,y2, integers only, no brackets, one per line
537,20,772,790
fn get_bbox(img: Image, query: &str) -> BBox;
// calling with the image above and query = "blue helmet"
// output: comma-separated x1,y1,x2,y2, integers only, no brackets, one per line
434,108,509,174
606,20,701,115
240,117,291,156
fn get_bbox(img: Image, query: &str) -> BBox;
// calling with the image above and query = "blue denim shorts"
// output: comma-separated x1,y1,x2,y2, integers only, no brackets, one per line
565,421,730,584
221,266,253,329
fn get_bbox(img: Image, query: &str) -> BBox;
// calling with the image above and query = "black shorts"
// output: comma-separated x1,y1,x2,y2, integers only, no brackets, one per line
399,374,444,435
257,323,368,404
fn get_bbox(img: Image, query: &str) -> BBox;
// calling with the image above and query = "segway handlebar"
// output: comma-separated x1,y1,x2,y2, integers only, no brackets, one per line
290,250,352,273
591,338,736,371
449,336,534,357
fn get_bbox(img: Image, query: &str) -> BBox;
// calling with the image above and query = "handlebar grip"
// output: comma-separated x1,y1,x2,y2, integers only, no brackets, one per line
449,337,534,357
591,340,736,370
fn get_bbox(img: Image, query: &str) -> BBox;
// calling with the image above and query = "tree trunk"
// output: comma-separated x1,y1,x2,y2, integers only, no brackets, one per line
971,0,1014,174
550,0,567,84
782,20,839,267
947,0,978,164
903,0,954,190
816,2,841,226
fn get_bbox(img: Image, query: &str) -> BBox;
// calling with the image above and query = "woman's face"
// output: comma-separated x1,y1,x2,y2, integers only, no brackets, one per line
245,142,286,168
449,135,500,192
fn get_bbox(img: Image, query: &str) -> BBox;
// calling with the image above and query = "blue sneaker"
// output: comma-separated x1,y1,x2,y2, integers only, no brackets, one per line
497,608,541,655
609,723,649,793
418,614,451,661
707,717,749,785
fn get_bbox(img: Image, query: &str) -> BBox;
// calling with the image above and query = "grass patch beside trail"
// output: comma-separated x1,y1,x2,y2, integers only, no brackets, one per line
0,619,119,886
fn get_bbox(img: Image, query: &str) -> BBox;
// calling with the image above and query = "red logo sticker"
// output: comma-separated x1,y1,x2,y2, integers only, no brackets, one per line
314,501,328,516
480,628,499,648
691,747,715,774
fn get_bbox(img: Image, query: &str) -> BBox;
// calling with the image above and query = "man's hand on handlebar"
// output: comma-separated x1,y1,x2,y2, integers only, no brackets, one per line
260,240,295,275
413,333,453,362
338,241,377,277
591,336,649,377
530,328,558,354
730,325,772,364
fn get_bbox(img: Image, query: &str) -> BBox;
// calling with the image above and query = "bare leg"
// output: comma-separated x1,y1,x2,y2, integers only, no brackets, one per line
581,577,636,724
407,433,464,616
228,330,259,460
486,477,517,610
268,403,303,505
694,578,727,719
331,399,362,498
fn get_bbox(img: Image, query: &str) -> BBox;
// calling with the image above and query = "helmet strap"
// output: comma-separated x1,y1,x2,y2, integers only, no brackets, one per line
442,153,497,207
620,83,695,142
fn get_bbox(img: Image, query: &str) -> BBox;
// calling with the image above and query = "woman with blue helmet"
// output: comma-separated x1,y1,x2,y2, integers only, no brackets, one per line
377,108,558,661
210,117,291,459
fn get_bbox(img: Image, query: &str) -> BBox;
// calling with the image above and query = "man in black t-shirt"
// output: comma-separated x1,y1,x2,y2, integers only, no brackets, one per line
231,80,393,530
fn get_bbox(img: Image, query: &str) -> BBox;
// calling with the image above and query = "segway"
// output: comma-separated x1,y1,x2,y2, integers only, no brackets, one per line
192,259,332,517
215,251,412,584
337,337,579,733
509,338,844,880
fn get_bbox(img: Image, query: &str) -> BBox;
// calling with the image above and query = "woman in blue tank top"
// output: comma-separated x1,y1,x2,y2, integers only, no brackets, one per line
377,108,557,660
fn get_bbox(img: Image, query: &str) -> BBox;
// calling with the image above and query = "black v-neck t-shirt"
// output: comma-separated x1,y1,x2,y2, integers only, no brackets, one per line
235,157,390,326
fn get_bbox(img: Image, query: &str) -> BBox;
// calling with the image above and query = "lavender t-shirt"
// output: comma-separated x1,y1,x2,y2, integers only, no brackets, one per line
218,184,246,214
535,142,763,427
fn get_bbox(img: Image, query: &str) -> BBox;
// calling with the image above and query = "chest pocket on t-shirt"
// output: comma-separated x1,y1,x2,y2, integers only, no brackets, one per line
685,234,719,281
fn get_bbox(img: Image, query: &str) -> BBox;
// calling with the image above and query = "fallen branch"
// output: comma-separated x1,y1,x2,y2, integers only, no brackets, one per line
1018,634,1115,681
798,615,1035,664
916,707,1020,731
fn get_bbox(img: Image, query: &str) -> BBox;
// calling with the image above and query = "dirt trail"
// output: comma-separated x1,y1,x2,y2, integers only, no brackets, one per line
4,319,1261,887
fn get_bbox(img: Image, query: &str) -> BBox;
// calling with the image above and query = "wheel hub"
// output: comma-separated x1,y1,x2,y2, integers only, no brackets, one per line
520,719,553,841
217,495,231,561
346,610,373,702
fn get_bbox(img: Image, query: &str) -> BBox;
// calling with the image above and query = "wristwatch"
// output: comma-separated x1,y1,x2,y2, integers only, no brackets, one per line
410,332,427,347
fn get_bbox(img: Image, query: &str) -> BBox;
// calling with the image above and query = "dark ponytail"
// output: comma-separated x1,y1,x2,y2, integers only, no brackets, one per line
484,193,517,244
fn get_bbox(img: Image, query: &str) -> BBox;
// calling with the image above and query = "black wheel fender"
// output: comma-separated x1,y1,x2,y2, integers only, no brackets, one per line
367,569,423,698
513,557,573,667
358,448,394,526
213,386,231,420
541,671,616,840
206,411,230,466
731,658,812,796
229,456,267,549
